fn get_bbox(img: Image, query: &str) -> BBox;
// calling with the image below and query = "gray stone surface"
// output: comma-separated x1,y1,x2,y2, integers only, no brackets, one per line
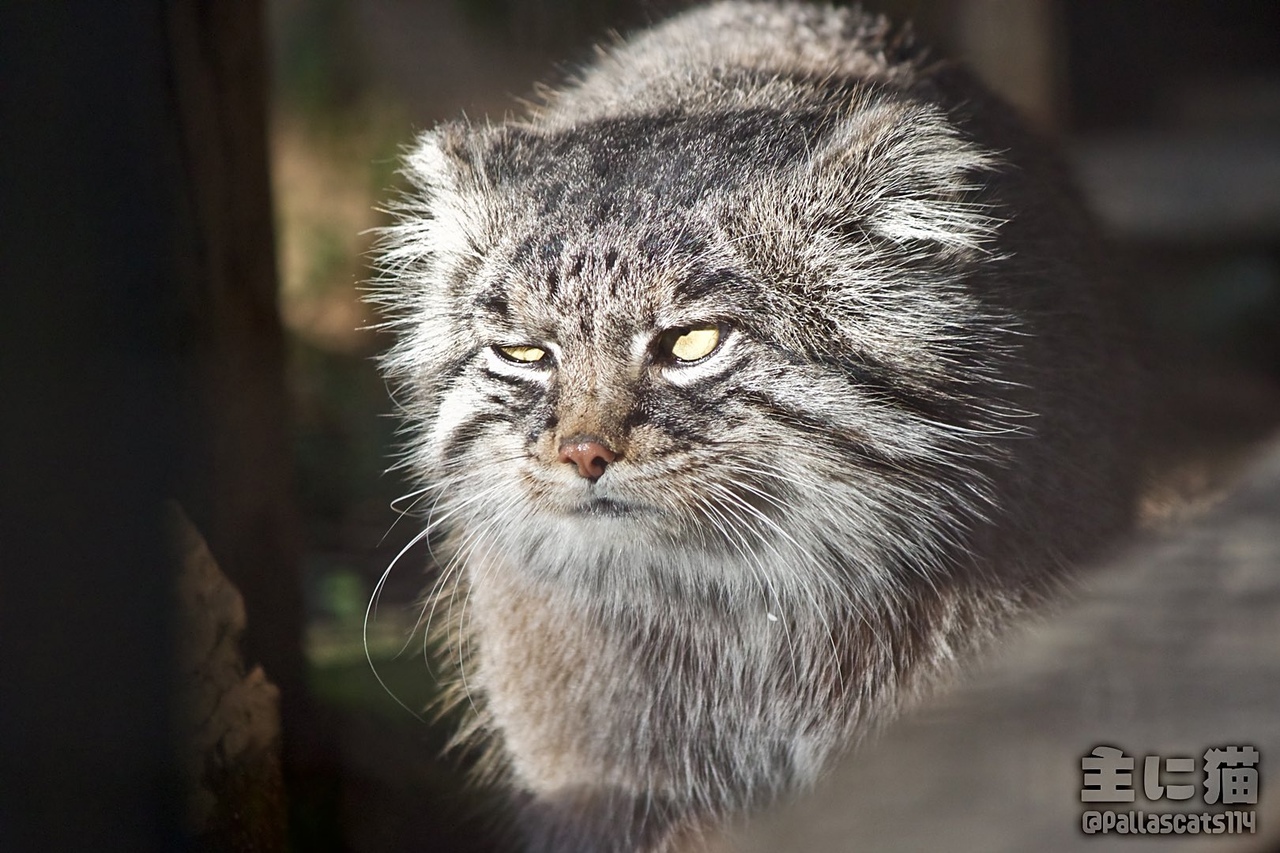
728,437,1280,853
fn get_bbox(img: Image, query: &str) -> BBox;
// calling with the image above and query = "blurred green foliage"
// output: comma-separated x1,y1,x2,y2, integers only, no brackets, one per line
272,0,367,120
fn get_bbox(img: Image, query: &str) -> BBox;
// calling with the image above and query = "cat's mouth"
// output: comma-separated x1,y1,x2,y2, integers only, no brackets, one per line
571,496,652,518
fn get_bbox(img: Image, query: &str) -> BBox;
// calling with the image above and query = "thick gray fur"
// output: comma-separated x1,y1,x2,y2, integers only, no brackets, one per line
371,2,1137,850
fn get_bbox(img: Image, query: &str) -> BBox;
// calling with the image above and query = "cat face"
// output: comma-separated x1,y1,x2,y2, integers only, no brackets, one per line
420,218,828,562
376,100,1024,599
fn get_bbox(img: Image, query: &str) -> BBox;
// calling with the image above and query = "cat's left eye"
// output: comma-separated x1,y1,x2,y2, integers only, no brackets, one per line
658,325,722,363
495,344,547,364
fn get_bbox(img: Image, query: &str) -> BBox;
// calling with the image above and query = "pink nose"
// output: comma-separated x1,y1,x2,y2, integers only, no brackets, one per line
557,437,617,480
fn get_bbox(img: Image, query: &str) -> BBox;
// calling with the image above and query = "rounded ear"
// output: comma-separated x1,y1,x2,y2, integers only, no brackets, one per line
402,121,485,196
801,94,1003,254
379,122,498,282
370,122,497,379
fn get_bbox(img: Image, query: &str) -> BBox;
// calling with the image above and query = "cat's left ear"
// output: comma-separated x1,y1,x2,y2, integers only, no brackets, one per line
801,95,1003,254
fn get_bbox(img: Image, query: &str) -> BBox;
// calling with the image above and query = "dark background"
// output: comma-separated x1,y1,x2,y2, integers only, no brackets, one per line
2,1,1277,851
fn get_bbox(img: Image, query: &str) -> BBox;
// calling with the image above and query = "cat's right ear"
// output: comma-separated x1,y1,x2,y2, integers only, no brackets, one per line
387,122,496,277
373,124,495,395
403,122,482,198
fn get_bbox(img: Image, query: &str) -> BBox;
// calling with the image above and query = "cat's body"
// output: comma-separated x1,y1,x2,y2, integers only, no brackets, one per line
375,3,1136,850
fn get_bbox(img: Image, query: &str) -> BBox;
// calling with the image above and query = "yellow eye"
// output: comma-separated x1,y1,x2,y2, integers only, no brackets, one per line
662,325,721,362
496,345,546,364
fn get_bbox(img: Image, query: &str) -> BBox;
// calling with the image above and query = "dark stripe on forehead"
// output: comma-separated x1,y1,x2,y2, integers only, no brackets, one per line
511,233,539,264
575,301,596,339
509,234,568,298
634,227,705,272
674,269,752,304
540,236,565,264
474,289,510,318
639,226,708,258
512,232,566,263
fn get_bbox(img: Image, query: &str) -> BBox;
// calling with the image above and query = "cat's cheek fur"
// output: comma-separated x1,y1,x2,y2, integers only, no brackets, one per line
428,381,485,464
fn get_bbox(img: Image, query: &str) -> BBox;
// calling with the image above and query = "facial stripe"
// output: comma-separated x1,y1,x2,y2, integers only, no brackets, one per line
435,395,523,466
830,353,982,431
621,393,704,445
481,365,543,388
739,389,903,475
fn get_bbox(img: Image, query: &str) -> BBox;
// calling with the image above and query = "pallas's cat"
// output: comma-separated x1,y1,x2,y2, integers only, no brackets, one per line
372,2,1136,850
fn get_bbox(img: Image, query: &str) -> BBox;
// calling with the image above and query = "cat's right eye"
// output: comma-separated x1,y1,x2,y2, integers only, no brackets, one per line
494,344,548,365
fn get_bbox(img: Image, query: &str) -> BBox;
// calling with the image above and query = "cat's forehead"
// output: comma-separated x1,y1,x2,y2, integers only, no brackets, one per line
474,221,740,343
458,111,821,341
485,109,825,214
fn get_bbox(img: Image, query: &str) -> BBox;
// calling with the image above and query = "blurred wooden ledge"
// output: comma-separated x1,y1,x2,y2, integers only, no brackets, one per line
726,433,1280,853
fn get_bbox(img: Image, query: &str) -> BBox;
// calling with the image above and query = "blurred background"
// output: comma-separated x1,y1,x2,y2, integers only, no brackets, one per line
264,0,1280,849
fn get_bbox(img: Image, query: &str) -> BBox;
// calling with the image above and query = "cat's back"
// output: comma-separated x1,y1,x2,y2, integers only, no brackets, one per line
537,1,919,126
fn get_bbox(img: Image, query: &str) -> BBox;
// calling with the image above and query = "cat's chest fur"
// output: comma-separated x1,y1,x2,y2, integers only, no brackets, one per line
469,552,826,798
463,538,1001,807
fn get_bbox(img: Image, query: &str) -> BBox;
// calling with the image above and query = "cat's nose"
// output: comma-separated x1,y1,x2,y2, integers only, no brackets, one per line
558,436,617,481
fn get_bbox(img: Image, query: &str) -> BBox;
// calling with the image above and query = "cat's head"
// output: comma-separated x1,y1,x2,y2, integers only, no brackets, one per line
373,92,1025,600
